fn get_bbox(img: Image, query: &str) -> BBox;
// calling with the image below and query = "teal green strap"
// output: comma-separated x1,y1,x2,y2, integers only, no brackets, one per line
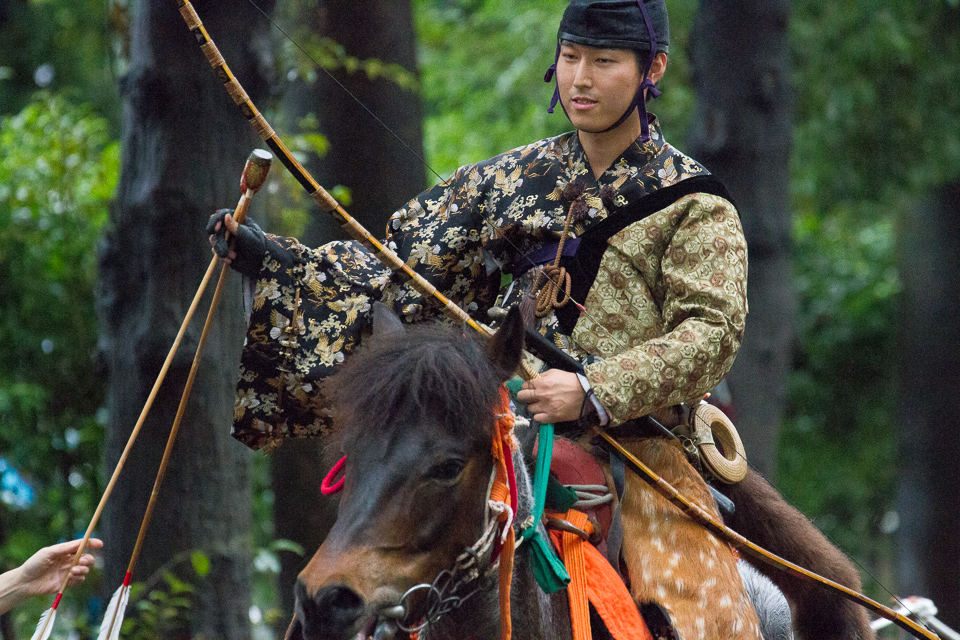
546,473,579,512
504,379,570,593
525,421,554,535
527,525,570,593
522,421,570,592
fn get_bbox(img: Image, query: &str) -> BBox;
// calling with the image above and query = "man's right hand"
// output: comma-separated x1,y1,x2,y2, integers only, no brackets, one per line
206,208,266,278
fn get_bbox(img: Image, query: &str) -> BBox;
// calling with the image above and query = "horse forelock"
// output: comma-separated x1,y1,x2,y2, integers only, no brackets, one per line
328,322,503,444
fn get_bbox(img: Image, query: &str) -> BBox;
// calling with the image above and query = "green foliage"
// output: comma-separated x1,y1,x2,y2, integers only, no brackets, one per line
780,204,900,572
783,1,960,580
271,0,419,94
281,34,420,93
416,0,570,175
118,552,207,640
0,93,116,635
0,0,120,129
792,2,960,203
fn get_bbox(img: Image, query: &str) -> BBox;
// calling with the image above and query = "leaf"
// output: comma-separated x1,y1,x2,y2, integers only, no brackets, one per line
270,538,305,555
330,185,352,207
253,549,281,574
162,571,194,594
191,550,211,577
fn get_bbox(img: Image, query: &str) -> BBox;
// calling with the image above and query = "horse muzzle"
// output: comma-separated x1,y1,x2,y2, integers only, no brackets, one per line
289,582,413,640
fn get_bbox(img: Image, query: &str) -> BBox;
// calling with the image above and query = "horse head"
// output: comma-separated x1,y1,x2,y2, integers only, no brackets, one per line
288,305,524,640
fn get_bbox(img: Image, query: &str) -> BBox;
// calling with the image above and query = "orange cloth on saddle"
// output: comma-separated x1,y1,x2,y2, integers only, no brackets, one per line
548,509,653,640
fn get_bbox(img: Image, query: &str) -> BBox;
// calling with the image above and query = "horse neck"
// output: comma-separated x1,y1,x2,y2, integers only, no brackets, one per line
426,443,572,640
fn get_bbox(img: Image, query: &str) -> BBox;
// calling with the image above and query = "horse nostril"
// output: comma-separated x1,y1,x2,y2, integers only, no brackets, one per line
296,581,366,639
320,585,364,613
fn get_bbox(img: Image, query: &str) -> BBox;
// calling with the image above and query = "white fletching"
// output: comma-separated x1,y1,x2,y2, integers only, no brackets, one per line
30,607,56,640
97,584,131,640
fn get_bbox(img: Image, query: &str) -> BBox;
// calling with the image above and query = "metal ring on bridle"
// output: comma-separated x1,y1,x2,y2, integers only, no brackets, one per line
394,495,504,633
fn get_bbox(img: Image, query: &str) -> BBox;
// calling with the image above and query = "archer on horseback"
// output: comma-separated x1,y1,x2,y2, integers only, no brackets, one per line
208,1,872,638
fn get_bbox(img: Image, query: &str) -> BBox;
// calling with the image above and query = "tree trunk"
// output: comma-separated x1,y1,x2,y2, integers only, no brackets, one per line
97,1,273,637
895,180,960,628
686,0,794,479
270,2,426,628
269,440,340,636
291,0,426,243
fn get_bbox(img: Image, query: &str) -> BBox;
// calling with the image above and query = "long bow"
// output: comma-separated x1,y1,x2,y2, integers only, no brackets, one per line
172,2,939,639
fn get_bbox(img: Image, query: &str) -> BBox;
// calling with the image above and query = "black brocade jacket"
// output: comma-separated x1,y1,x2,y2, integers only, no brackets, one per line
231,120,747,451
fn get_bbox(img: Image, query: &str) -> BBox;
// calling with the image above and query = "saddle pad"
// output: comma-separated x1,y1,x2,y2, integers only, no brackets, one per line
537,436,613,550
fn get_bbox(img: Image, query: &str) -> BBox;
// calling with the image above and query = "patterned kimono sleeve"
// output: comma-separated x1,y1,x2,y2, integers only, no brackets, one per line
380,164,498,324
232,166,497,450
583,194,748,426
231,235,388,449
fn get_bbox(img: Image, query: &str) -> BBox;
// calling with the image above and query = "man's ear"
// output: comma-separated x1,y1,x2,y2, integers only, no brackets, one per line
648,51,668,84
486,306,525,382
371,302,405,338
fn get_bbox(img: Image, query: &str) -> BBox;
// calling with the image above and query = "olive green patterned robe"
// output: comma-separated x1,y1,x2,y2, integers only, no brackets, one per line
230,119,747,451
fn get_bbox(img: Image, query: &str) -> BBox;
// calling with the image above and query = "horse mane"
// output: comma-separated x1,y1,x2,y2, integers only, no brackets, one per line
326,322,503,443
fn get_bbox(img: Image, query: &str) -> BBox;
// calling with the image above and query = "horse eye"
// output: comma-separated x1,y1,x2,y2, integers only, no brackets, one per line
427,459,466,483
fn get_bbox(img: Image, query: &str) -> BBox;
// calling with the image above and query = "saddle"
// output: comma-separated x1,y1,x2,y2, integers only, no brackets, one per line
542,435,680,640
543,436,614,555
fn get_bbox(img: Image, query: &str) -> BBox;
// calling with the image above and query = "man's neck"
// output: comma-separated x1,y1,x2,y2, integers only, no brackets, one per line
577,114,644,179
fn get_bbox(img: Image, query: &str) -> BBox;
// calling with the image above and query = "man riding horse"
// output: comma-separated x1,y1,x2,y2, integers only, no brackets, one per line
209,1,871,637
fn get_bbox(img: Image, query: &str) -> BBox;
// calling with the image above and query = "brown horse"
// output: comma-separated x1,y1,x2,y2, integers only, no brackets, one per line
287,307,578,639
287,305,867,640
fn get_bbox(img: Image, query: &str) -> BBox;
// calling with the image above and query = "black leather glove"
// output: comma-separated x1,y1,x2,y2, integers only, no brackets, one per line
206,208,266,279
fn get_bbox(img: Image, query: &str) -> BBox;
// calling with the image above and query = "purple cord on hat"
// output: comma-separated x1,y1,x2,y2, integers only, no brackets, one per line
632,0,659,142
545,42,564,115
601,0,660,139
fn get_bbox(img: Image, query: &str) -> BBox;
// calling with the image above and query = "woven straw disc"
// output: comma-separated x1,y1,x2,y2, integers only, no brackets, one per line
693,403,748,484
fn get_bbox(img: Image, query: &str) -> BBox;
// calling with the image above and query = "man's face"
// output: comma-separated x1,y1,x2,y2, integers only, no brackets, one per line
556,42,643,134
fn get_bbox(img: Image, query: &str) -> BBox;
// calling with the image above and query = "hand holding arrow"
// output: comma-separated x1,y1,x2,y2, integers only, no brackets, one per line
30,150,272,640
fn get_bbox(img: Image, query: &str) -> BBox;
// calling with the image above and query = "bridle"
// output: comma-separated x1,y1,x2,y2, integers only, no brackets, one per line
389,468,508,633
380,400,520,636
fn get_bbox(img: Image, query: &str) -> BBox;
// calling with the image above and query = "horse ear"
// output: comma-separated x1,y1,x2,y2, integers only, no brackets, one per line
487,305,525,381
372,302,405,338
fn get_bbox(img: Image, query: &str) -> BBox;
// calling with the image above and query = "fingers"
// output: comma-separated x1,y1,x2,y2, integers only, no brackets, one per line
74,552,97,569
66,562,92,588
48,537,103,557
207,208,236,259
62,539,101,588
517,370,585,423
517,382,538,406
43,539,82,556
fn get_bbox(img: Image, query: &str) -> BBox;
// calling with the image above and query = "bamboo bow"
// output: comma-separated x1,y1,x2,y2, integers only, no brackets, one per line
172,2,939,639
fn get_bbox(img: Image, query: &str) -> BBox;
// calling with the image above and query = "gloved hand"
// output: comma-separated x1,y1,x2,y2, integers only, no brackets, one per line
206,208,266,279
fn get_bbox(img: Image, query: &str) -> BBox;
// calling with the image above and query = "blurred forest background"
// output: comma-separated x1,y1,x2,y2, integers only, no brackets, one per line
1,0,958,638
